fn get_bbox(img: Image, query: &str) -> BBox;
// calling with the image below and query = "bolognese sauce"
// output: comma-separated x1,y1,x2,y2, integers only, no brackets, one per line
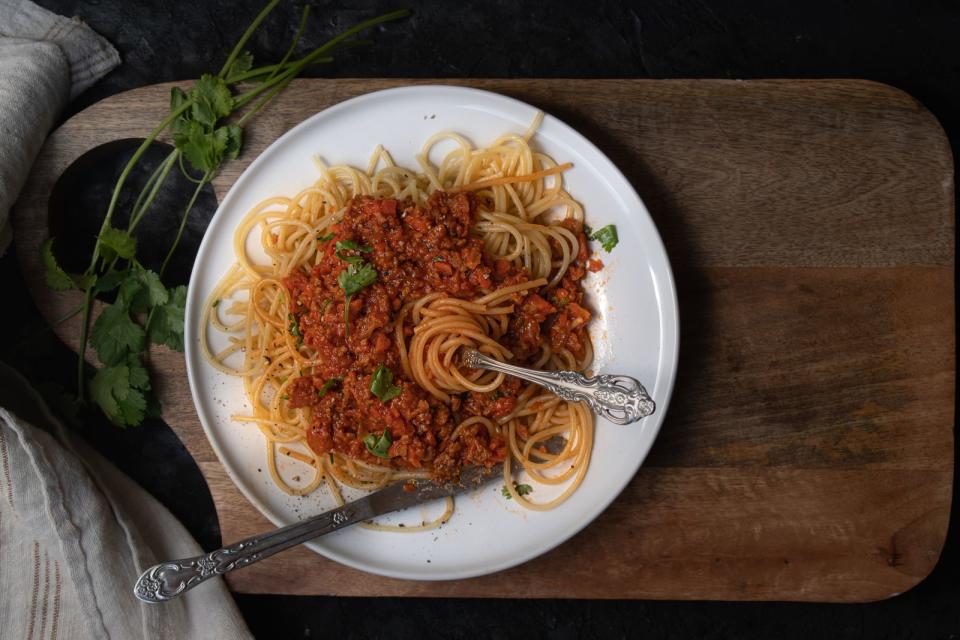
283,191,592,482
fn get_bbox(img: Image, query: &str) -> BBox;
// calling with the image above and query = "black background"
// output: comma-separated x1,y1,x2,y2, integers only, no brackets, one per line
4,1,957,637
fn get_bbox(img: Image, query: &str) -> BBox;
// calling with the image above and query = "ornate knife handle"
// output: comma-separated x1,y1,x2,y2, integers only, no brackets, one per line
462,349,655,425
133,497,372,603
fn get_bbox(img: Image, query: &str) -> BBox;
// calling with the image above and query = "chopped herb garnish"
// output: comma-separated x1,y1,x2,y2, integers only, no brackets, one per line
337,260,377,337
335,239,373,264
317,377,340,398
212,299,220,307
317,232,335,243
281,394,289,400
363,429,392,458
432,256,445,262
501,482,533,499
287,313,303,346
320,298,331,314
328,452,334,464
370,365,402,402
583,224,593,238
589,224,618,252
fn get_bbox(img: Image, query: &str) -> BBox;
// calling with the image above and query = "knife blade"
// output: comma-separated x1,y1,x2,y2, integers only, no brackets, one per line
133,463,503,603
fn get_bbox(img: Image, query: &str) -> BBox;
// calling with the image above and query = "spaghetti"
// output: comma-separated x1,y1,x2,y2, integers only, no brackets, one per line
202,113,597,527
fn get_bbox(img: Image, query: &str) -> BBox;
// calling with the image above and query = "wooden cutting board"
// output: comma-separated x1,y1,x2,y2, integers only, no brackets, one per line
13,79,954,602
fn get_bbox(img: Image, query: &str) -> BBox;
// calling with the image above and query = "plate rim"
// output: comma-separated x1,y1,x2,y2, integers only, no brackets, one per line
184,83,680,580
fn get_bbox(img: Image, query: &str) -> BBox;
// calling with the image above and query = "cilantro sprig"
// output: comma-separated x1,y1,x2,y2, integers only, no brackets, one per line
40,2,409,427
337,260,377,338
370,365,402,402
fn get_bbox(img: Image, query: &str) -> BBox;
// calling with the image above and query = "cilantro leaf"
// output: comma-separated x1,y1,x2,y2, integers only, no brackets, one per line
99,226,137,260
90,299,145,366
288,313,303,347
117,388,147,426
126,355,151,391
335,240,372,264
174,121,236,175
501,482,533,499
362,429,392,458
93,268,126,295
90,364,146,428
147,285,186,351
337,260,377,337
90,365,127,424
590,224,618,253
317,377,340,399
130,267,168,314
337,261,377,297
370,365,401,402
226,50,254,80
115,276,143,307
41,238,94,291
190,74,233,127
225,124,243,161
173,120,208,170
317,232,335,243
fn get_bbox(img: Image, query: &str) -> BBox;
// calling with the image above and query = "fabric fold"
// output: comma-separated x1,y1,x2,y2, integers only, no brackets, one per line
0,0,121,255
0,362,252,639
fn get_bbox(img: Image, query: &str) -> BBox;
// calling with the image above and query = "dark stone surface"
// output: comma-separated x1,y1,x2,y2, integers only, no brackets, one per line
5,0,957,637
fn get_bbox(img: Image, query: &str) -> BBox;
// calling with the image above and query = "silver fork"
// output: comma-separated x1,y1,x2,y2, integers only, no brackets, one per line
461,349,655,425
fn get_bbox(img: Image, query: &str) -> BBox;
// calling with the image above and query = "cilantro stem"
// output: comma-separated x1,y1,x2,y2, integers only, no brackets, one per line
129,151,170,225
231,9,410,110
87,101,192,274
236,74,292,127
227,38,369,85
225,63,286,84
78,103,190,399
177,153,208,184
160,171,212,277
218,0,281,79
265,5,311,85
129,149,179,232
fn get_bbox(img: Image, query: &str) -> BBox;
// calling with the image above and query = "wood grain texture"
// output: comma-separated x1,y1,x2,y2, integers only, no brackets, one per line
11,79,955,602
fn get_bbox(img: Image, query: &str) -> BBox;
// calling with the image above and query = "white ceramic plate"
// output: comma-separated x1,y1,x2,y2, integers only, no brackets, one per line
185,85,678,580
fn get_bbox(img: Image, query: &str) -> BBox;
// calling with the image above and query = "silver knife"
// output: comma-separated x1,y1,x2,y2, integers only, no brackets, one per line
133,464,500,603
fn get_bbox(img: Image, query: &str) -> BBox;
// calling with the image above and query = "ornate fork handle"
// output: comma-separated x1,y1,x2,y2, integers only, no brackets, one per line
462,349,655,425
133,496,373,603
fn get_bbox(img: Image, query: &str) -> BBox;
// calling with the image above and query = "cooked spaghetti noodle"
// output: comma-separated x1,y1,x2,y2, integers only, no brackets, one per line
202,113,598,527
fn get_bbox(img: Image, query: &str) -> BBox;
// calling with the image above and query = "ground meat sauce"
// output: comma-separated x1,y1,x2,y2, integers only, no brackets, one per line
283,191,592,482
